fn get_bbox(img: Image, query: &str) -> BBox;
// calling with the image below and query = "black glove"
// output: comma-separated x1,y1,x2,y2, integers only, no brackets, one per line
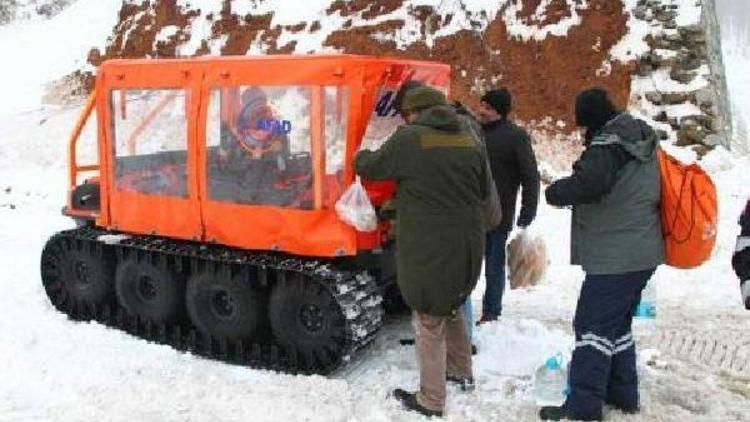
516,215,533,228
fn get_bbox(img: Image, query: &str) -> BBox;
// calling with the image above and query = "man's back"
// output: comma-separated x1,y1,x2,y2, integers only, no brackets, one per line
359,105,486,214
400,138,484,213
355,102,487,316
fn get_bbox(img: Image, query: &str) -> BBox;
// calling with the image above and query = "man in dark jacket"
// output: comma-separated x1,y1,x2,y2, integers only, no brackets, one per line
732,199,750,310
540,88,665,421
477,88,540,322
454,100,503,349
356,86,487,418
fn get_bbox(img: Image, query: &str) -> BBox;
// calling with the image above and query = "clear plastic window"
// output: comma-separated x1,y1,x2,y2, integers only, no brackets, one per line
360,81,447,151
76,109,98,167
206,86,313,209
206,86,348,210
360,86,405,152
323,86,348,208
110,89,188,197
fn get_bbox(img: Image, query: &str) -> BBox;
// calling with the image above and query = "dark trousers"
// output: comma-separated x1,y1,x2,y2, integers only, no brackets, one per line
564,269,656,420
481,227,510,319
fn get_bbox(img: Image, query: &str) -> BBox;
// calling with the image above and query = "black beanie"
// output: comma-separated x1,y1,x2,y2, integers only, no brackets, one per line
575,88,618,132
481,88,512,118
394,80,424,115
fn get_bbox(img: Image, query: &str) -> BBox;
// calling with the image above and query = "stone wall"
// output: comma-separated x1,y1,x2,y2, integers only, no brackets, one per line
633,0,731,156
701,0,732,149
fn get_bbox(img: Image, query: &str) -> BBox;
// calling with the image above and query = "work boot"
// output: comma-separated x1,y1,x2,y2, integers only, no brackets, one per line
475,315,498,326
606,401,640,414
471,344,478,355
539,406,601,421
392,389,443,418
446,374,475,392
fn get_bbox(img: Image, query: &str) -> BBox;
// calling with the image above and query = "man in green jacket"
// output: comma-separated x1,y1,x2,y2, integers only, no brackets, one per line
356,86,488,418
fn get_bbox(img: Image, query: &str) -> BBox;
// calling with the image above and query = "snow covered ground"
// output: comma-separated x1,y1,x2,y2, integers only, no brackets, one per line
1,103,748,421
0,1,749,421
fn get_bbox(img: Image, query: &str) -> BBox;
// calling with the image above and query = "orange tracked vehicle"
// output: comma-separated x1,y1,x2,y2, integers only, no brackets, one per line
40,55,450,373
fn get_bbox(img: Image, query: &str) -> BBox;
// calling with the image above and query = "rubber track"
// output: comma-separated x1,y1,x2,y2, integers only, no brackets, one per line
651,329,750,378
42,226,384,375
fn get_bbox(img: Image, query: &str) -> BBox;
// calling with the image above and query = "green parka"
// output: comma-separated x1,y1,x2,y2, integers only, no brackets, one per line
355,103,487,316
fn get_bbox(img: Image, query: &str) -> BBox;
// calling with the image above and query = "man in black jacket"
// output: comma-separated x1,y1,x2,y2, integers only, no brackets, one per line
732,199,750,310
476,88,540,323
541,88,664,421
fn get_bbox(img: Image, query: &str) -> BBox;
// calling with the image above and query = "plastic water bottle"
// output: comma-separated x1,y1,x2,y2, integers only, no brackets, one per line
633,282,656,336
534,355,568,406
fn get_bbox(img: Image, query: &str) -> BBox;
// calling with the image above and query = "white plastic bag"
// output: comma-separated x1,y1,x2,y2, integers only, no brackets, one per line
507,228,549,289
335,177,378,232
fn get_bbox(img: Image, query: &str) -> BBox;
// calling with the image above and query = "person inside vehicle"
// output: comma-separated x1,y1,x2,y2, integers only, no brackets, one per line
212,87,310,208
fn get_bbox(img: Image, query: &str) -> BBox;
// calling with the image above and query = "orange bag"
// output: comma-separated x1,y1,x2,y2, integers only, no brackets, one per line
658,149,718,268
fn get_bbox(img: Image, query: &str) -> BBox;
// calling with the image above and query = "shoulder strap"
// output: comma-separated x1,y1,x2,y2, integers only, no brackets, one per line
589,133,622,147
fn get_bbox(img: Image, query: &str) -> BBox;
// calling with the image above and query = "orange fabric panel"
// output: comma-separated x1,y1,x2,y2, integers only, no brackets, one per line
311,86,325,210
95,71,112,228
100,63,203,240
203,202,357,257
109,192,201,240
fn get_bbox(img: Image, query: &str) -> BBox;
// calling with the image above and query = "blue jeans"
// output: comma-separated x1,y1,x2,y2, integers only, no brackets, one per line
564,269,655,420
460,297,474,343
481,228,510,319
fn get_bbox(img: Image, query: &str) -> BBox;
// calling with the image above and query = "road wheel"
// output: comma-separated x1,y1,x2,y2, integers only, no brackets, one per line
269,274,346,369
41,236,114,311
115,257,184,323
186,271,265,340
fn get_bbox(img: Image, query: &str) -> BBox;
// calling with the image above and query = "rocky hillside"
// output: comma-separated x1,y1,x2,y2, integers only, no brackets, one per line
48,0,730,167
81,0,634,129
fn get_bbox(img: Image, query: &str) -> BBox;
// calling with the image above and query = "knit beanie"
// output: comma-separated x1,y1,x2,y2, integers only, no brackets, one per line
481,88,512,118
575,88,618,131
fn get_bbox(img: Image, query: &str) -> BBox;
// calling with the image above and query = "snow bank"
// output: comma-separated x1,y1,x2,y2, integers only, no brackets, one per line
0,0,119,117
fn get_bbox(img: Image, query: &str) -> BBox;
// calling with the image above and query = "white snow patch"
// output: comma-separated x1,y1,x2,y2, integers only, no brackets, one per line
474,319,572,377
663,102,703,119
97,234,132,245
154,24,180,45
673,0,702,26
608,0,658,62
632,66,710,95
501,0,585,42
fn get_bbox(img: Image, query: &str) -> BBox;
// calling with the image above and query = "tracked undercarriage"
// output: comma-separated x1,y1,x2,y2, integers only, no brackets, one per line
40,226,384,374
